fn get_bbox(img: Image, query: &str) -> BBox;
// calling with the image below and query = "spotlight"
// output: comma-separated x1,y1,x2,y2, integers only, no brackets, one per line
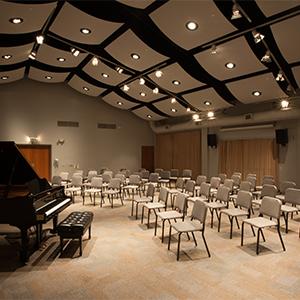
71,48,80,57
252,30,264,43
1,76,8,80
57,57,65,62
139,78,145,85
171,108,177,113
231,4,242,20
171,98,176,103
83,86,89,91
147,115,152,119
45,76,52,80
207,111,215,119
211,45,217,54
172,80,180,85
280,99,289,110
187,107,191,112
155,70,163,78
122,84,129,92
252,91,262,97
2,54,12,60
261,51,271,63
276,71,285,82
101,73,109,78
153,87,159,94
28,51,36,60
117,101,123,106
92,57,99,66
192,114,200,121
204,101,211,106
36,35,44,45
140,92,146,97
9,17,23,24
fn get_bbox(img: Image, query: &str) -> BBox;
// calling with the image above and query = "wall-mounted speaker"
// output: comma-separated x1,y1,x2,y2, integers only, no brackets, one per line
275,129,288,146
207,134,217,148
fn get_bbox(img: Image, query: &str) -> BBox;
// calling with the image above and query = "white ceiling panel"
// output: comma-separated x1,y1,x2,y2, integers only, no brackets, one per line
28,67,68,83
117,0,154,9
292,66,300,87
0,43,33,65
0,1,56,34
150,0,236,50
0,68,25,84
50,2,122,45
102,92,137,110
195,37,267,81
123,79,164,103
105,29,167,71
83,58,130,86
154,98,188,116
227,73,288,104
132,106,165,121
68,75,106,97
271,15,300,63
148,63,204,93
36,44,87,68
183,88,232,111
256,0,300,17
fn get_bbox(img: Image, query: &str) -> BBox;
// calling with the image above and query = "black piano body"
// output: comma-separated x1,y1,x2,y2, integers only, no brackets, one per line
0,141,72,262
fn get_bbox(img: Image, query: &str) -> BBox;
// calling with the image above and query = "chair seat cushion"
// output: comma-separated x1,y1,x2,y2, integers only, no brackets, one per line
65,187,81,192
281,205,298,213
276,194,285,201
243,217,277,228
123,185,139,190
172,220,203,233
187,196,207,202
220,208,249,217
156,210,183,220
134,197,151,203
252,199,262,206
206,202,227,209
84,188,102,194
144,202,165,209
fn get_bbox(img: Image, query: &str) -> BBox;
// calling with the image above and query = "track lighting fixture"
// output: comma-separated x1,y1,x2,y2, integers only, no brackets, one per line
252,30,265,43
36,35,44,45
92,57,99,66
139,78,145,85
261,51,271,63
276,71,285,82
28,51,36,60
153,87,159,94
116,67,123,74
155,70,163,78
71,48,80,57
171,98,176,103
231,4,242,20
122,84,129,92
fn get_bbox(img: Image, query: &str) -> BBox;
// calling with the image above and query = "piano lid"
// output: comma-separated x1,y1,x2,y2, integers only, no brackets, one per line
0,141,51,196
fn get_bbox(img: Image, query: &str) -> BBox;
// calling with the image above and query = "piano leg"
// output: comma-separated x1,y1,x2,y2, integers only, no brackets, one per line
20,228,29,263
50,215,58,233
36,224,43,248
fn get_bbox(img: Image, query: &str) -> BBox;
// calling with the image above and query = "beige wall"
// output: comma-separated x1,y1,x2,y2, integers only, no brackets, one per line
0,79,154,176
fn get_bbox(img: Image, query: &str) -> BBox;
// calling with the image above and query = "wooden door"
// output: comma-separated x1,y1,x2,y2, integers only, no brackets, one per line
18,144,51,180
141,146,154,172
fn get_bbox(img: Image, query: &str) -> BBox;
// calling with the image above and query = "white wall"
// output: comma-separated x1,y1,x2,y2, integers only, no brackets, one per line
0,79,154,176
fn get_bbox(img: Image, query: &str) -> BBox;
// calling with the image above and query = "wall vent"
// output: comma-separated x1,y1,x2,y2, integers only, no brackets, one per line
57,121,79,127
97,123,117,129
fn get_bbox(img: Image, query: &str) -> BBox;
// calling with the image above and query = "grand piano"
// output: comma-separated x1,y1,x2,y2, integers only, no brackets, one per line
0,141,72,262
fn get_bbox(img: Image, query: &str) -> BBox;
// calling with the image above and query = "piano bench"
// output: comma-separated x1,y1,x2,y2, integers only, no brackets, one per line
57,211,93,256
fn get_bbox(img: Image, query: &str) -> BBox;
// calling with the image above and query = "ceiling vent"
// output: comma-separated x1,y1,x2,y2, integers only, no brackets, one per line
97,123,117,129
57,121,79,127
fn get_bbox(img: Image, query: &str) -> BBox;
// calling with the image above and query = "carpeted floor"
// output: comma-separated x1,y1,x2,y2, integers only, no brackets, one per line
0,194,300,300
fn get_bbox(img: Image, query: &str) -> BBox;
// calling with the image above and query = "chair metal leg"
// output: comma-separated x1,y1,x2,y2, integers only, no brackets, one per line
168,226,172,250
235,216,240,229
261,229,266,242
131,199,134,216
202,231,211,257
161,219,165,243
135,203,139,220
283,212,288,234
277,224,286,251
147,209,150,228
218,212,222,232
177,233,182,261
154,214,158,236
241,221,245,246
250,225,256,236
191,232,197,246
229,216,233,239
210,208,214,228
141,206,145,224
256,228,261,255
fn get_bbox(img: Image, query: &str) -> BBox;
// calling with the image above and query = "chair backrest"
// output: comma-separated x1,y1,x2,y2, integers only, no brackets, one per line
52,175,62,186
262,177,275,186
109,178,121,189
279,181,296,194
223,179,234,191
59,171,69,181
160,170,170,179
260,196,282,219
284,188,300,206
182,169,192,178
239,181,252,192
261,184,278,198
87,170,97,181
196,175,207,186
158,187,169,203
102,173,112,183
103,170,113,177
199,182,210,198
246,173,256,178
155,168,163,176
115,173,126,183
231,174,241,186
218,173,227,184
191,200,207,224
74,170,84,176
210,176,221,189
175,177,185,190
174,193,187,213
149,172,159,183
170,169,179,177
71,175,83,187
141,170,150,179
216,186,230,203
185,180,195,195
90,177,103,188
146,183,155,199
128,174,141,185
233,172,242,177
236,190,252,209
246,176,256,189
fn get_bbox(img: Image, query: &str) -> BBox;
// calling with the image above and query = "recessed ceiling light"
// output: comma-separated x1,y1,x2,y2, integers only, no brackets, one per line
187,107,191,112
36,35,44,45
147,115,152,119
45,76,52,80
1,76,9,80
192,114,200,121
9,17,23,24
153,87,159,94
131,53,140,60
140,92,146,97
2,55,12,60
92,57,99,66
116,67,123,74
83,87,89,91
139,78,145,85
117,101,123,106
204,101,211,106
71,48,80,57
80,28,91,35
155,70,163,78
122,84,129,92
280,99,290,110
225,62,235,69
101,73,109,78
57,57,65,62
211,45,217,54
171,108,177,113
207,111,215,118
172,80,180,85
186,21,198,31
28,51,36,60
171,98,176,103
252,91,261,97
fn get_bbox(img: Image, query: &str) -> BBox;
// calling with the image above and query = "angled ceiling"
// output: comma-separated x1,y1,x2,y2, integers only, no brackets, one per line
0,0,300,122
